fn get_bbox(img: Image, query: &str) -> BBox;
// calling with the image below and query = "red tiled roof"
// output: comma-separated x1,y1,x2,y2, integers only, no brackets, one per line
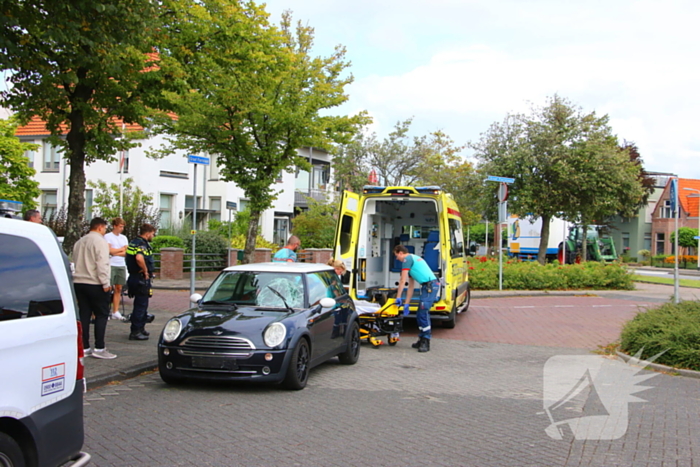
15,115,143,137
679,178,700,217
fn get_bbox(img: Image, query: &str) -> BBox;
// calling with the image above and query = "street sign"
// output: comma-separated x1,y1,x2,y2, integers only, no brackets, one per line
187,154,210,165
486,175,515,184
226,201,238,211
498,182,509,202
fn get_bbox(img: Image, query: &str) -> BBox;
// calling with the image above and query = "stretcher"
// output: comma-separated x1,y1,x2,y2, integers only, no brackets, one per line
354,287,404,348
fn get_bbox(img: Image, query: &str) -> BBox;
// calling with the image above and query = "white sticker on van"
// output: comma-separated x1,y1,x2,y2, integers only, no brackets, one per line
42,363,66,396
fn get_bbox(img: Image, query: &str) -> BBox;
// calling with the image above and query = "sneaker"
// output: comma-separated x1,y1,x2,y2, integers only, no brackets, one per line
110,311,124,320
92,348,117,359
83,348,92,356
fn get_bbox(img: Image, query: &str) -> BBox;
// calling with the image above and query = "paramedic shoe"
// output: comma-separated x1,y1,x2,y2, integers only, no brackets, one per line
411,338,422,349
92,348,117,359
418,338,430,353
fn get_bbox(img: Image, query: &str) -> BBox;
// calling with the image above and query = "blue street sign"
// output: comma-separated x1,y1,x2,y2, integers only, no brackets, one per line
226,201,238,211
486,175,515,184
187,154,210,165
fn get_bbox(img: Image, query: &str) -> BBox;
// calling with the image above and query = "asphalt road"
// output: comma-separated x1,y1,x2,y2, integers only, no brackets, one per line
82,292,700,467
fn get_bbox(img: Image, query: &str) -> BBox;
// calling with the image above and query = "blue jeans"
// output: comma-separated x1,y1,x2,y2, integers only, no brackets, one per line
417,280,439,339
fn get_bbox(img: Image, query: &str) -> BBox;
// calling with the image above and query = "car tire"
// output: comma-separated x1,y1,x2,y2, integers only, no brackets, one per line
338,321,361,365
283,338,310,390
0,432,25,467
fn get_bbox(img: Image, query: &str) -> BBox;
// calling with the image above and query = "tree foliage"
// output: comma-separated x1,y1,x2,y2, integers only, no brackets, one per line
151,3,368,263
671,227,699,253
472,95,646,264
291,198,338,249
0,117,40,209
0,0,167,253
88,178,160,240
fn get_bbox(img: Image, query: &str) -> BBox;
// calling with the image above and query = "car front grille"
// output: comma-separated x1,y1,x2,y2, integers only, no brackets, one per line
178,336,256,357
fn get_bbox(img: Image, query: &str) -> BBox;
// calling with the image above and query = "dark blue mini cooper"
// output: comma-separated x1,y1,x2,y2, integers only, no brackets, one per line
158,262,360,390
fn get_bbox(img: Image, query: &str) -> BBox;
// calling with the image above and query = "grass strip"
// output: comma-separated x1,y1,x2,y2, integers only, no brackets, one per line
632,275,700,288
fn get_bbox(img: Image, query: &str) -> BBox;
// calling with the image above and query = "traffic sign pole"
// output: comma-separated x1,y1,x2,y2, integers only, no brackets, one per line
486,176,514,291
186,155,209,301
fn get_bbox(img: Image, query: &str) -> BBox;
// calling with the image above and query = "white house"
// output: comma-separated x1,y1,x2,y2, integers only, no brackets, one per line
16,117,337,245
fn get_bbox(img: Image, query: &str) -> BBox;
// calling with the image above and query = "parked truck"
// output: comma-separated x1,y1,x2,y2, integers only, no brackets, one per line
507,215,618,263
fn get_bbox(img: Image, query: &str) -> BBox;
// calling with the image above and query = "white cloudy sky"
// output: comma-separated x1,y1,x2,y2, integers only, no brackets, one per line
263,0,700,178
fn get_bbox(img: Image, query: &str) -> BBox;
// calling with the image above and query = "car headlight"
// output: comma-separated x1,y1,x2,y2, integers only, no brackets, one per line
163,318,182,343
263,322,287,348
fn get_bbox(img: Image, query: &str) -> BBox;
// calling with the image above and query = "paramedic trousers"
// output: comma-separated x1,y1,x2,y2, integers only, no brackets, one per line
418,280,439,339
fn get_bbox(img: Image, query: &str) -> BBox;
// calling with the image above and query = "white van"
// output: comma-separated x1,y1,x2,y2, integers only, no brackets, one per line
333,186,470,328
0,218,90,467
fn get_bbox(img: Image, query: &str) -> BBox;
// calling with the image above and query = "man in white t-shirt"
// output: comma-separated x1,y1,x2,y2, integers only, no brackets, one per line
104,217,128,320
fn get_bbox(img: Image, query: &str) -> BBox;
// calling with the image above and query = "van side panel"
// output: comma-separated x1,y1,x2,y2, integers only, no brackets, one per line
22,382,85,467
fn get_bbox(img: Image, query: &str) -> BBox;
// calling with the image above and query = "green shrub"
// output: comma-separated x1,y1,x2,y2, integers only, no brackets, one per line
229,234,279,251
467,257,634,290
150,235,185,253
620,301,700,371
181,230,229,256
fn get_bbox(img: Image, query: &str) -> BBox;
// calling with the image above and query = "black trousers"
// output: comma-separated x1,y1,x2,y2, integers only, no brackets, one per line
127,275,150,334
74,283,110,350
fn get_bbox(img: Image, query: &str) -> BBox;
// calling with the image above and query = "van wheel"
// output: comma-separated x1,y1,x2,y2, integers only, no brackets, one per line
442,303,456,329
0,433,25,467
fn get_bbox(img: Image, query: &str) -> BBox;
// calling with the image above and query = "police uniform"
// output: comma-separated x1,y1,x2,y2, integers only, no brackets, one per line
125,236,154,338
401,254,438,343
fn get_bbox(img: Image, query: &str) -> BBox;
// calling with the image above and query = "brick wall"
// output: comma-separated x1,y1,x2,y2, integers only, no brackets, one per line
159,248,184,280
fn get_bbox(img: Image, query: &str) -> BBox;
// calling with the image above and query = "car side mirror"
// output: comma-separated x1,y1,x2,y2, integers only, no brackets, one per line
319,297,336,309
190,293,203,305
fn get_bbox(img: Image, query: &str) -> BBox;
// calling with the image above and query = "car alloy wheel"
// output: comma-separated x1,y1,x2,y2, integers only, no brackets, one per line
338,321,361,365
283,339,310,390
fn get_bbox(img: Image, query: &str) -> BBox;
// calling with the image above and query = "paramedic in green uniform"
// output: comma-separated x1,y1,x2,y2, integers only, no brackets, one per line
393,245,439,352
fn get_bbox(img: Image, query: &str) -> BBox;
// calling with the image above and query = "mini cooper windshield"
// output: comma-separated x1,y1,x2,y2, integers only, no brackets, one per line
202,271,305,309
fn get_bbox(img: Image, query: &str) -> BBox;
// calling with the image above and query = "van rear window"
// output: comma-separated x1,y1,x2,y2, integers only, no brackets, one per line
0,233,64,321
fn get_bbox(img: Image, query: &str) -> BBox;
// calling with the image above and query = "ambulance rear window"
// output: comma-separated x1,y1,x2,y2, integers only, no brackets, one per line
0,233,64,321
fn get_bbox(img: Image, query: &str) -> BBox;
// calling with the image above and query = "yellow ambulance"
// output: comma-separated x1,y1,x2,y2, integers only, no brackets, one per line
333,186,470,328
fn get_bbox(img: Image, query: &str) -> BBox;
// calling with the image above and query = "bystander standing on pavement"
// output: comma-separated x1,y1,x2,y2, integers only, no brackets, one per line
23,209,42,223
126,223,156,341
272,235,301,262
104,217,128,320
73,217,117,359
394,245,439,353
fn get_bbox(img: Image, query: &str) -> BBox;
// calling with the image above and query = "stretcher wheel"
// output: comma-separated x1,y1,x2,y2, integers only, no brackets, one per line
388,336,399,346
369,336,383,348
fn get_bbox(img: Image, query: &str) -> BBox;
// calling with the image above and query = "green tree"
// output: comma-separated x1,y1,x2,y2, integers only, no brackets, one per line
292,198,338,248
671,227,699,255
88,178,160,240
472,95,646,264
0,117,40,209
152,3,368,263
0,0,167,253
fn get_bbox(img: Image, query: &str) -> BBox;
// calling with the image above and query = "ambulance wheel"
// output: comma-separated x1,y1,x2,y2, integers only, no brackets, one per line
442,303,457,329
0,432,25,467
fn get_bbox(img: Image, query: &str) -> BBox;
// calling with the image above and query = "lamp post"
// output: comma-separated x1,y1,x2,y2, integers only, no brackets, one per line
683,187,700,270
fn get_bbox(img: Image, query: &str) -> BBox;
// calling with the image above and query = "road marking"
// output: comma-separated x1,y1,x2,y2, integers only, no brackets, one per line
514,306,536,308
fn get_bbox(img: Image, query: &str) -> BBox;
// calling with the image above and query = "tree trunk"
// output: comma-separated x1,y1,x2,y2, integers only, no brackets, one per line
242,209,261,264
581,222,588,262
537,214,551,265
62,115,88,256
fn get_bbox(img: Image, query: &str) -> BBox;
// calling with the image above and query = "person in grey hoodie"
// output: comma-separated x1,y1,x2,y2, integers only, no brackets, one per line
73,217,117,359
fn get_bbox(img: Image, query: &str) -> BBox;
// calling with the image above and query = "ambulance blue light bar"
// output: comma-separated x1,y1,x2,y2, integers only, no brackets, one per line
362,186,385,194
416,186,442,195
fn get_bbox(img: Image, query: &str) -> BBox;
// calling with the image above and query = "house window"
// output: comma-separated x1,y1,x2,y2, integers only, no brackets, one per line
274,217,289,246
42,142,61,172
185,195,203,229
160,194,174,229
239,199,248,213
643,233,651,251
622,232,630,251
85,189,93,222
209,197,221,222
23,148,36,169
660,200,673,219
655,233,665,255
42,190,57,220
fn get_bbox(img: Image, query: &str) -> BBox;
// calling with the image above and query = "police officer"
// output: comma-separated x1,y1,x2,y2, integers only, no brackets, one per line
126,223,156,340
393,244,439,352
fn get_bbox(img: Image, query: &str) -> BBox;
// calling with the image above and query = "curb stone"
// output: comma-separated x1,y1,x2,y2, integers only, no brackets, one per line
615,350,700,379
86,360,158,390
